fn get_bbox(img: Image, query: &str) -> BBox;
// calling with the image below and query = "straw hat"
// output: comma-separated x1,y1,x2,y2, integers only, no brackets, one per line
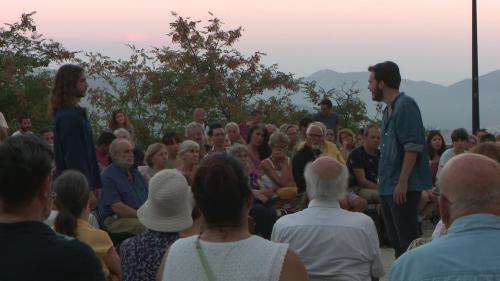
137,169,193,232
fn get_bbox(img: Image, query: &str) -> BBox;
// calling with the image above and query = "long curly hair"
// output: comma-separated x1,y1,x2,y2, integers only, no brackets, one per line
50,64,84,116
108,109,131,131
426,130,447,160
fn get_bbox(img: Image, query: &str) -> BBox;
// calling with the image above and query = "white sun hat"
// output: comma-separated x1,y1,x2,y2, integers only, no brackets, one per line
137,169,193,232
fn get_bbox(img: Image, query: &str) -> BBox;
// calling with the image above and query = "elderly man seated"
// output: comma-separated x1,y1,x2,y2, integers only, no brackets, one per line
389,154,500,280
272,156,384,281
99,138,148,235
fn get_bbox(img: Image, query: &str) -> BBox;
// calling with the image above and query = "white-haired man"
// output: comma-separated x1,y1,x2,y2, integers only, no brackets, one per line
272,156,384,281
292,123,324,194
99,138,148,235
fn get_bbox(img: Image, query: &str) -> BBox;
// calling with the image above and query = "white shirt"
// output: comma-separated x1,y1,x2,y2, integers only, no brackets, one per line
12,130,33,136
163,235,288,281
271,199,384,281
437,148,456,178
0,112,8,129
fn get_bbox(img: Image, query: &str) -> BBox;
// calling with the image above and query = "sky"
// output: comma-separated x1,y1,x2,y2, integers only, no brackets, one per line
2,0,500,85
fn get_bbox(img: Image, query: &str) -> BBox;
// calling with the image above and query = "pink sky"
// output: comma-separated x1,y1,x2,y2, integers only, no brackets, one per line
2,0,500,84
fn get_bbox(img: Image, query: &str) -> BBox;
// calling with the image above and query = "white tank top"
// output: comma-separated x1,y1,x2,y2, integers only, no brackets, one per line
163,235,288,281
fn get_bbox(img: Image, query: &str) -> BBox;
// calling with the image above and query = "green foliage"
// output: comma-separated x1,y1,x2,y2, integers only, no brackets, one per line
1,12,372,144
301,81,370,131
83,12,301,146
0,12,74,132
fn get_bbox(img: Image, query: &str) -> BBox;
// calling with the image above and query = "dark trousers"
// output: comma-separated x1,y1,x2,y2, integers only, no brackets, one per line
250,201,277,240
380,191,421,258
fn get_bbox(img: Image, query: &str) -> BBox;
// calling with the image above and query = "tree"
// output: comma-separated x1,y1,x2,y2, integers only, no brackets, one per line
0,12,74,133
83,12,301,145
301,81,370,131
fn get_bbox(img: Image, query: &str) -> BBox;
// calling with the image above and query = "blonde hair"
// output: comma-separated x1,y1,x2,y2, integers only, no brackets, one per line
268,132,290,148
145,143,167,167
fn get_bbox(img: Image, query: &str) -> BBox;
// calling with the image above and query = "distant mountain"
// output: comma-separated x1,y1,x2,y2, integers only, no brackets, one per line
287,69,500,132
82,68,500,132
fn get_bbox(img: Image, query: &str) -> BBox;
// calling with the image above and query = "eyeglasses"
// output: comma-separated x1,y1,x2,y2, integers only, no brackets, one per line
307,133,323,139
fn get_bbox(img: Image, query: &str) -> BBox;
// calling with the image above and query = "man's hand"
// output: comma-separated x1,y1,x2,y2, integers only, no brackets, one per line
393,180,408,205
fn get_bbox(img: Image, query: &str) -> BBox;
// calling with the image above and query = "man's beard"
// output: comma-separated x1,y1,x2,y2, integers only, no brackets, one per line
372,88,384,102
115,159,133,170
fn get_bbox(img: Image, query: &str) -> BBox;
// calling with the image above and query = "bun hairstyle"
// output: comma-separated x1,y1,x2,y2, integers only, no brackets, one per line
54,170,90,237
192,153,251,227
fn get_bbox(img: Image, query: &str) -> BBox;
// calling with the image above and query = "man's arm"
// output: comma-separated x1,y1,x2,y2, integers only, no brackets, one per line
353,169,378,190
111,202,138,218
394,151,417,205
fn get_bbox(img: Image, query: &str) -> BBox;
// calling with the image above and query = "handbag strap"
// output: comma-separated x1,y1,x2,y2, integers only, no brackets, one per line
195,236,216,281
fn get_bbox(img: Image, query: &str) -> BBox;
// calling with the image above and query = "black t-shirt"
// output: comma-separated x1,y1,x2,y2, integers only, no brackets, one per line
347,145,380,187
292,145,322,193
0,221,105,281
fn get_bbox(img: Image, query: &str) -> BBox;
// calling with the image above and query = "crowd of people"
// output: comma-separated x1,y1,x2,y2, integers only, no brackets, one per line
1,61,499,281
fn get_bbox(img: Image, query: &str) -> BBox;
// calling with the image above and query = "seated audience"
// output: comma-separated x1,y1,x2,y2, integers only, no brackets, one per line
185,122,208,159
138,143,169,184
292,123,323,194
160,153,308,281
108,109,135,141
284,124,300,154
266,123,278,135
0,135,105,281
389,154,500,280
479,133,496,143
229,143,279,239
247,124,271,170
298,116,313,141
99,138,148,235
426,130,447,185
295,122,345,164
239,109,262,141
225,122,246,145
325,128,335,144
113,128,144,169
261,132,296,193
272,156,384,281
347,124,381,203
54,170,120,281
437,128,468,180
161,130,181,168
95,132,116,170
121,169,193,281
39,128,54,147
176,140,200,185
12,115,33,136
207,123,226,155
338,128,356,161
192,107,209,135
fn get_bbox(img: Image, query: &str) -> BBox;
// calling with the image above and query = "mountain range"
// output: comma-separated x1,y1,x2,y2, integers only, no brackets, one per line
83,68,500,132
288,69,500,132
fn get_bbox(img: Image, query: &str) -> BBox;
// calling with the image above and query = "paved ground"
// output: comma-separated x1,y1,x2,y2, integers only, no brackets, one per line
380,248,395,281
379,219,435,280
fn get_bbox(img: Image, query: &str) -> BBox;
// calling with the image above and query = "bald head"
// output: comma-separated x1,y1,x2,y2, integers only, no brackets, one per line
439,153,500,220
304,156,348,201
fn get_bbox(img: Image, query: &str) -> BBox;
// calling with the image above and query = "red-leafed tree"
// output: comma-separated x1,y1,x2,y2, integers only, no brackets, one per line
83,12,301,145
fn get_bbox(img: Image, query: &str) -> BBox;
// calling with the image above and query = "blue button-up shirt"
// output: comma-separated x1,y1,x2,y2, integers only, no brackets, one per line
99,163,148,220
379,93,432,195
389,214,500,281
